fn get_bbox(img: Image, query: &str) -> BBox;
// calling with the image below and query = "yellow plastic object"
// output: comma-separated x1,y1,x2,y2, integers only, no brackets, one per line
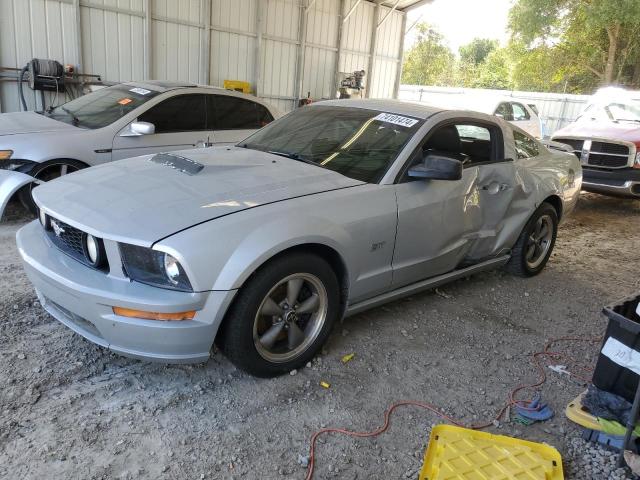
420,425,564,480
223,80,252,94
565,391,601,431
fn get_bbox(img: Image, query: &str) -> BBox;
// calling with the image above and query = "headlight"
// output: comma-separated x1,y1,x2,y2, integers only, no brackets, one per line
119,243,193,291
635,152,640,169
0,150,12,160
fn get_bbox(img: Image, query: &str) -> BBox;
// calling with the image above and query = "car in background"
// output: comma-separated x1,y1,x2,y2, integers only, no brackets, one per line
0,81,279,212
552,87,640,199
413,95,545,139
18,99,581,377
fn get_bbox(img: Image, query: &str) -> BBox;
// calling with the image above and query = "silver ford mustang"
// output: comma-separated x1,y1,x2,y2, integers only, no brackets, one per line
17,99,581,377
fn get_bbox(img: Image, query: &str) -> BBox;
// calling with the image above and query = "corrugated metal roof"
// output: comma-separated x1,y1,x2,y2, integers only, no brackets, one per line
381,0,432,11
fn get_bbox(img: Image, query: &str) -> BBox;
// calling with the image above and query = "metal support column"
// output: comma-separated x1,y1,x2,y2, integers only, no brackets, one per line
143,0,152,80
201,0,212,85
393,11,407,99
365,0,382,99
73,0,83,73
332,0,345,99
254,0,264,97
294,0,310,105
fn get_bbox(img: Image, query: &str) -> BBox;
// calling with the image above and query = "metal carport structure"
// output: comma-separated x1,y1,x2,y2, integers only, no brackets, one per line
0,0,428,113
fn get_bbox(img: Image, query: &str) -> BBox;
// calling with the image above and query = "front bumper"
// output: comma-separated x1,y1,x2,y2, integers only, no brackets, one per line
582,168,640,198
17,221,236,363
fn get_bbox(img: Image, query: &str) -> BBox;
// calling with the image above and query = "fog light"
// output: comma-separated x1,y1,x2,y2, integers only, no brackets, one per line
85,234,99,264
39,209,49,229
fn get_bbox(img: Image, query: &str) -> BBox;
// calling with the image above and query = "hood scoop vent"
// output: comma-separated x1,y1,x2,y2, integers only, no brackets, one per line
150,153,204,176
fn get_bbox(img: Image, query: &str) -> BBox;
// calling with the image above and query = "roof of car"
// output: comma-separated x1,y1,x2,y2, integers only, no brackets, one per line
125,80,231,93
314,99,443,119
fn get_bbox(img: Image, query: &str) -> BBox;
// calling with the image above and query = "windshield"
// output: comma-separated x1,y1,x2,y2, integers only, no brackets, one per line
239,106,423,183
45,84,160,129
579,100,640,123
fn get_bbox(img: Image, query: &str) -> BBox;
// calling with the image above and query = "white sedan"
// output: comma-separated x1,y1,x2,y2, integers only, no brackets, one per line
0,81,279,212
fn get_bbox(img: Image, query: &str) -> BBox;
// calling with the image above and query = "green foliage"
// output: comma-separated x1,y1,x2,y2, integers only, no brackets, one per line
459,38,498,66
401,23,455,86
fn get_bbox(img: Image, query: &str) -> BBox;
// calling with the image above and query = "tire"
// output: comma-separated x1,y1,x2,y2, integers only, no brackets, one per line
19,159,88,214
217,252,340,377
505,202,558,277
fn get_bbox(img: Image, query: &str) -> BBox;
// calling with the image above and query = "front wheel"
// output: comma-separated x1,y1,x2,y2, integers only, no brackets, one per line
217,253,341,377
505,203,558,277
19,159,87,214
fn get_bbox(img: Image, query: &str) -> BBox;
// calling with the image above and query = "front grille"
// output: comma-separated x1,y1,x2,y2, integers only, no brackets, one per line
45,217,108,271
553,138,583,159
552,138,631,168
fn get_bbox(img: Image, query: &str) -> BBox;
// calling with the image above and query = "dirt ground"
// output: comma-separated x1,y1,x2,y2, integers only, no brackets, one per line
0,193,639,480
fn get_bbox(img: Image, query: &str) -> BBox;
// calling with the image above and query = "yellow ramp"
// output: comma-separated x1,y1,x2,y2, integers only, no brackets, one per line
420,425,564,480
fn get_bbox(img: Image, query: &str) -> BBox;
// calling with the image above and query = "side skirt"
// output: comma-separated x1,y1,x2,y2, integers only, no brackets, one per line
345,255,511,317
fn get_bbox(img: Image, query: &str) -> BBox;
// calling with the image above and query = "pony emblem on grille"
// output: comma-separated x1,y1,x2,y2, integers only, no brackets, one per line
51,220,65,237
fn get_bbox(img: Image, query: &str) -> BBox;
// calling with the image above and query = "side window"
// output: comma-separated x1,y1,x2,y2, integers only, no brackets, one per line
138,94,207,133
212,95,273,130
421,123,495,166
513,130,540,159
495,102,514,121
512,102,530,121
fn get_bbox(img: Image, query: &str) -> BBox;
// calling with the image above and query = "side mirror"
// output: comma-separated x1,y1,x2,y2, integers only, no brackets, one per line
125,121,155,136
408,153,463,181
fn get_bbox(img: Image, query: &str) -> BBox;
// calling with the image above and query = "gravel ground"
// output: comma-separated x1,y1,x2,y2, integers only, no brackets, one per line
0,193,639,480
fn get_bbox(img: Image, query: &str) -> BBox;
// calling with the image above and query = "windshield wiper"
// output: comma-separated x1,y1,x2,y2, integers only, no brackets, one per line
615,118,640,123
267,150,319,166
61,106,80,126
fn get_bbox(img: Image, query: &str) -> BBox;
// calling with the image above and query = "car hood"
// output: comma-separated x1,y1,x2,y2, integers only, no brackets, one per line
553,119,640,144
0,111,79,136
33,146,364,245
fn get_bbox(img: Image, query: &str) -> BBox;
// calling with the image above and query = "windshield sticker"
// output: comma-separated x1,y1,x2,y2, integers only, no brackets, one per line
374,113,419,128
130,87,151,95
117,98,133,105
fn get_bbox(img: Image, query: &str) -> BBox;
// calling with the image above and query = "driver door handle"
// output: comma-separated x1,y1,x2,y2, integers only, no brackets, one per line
481,181,510,194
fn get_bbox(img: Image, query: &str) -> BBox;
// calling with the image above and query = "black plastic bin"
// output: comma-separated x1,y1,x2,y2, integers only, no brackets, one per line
592,294,640,403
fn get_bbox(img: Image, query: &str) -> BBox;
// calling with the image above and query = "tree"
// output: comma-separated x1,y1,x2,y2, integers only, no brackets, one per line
509,0,640,86
459,38,498,66
401,23,455,86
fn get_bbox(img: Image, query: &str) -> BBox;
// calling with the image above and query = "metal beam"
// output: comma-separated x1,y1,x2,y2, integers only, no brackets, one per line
377,0,400,28
393,12,407,98
73,0,83,73
333,0,345,99
143,0,151,79
405,14,422,35
294,0,310,104
343,0,363,23
400,0,433,11
305,0,317,12
254,0,264,97
201,0,211,85
365,0,381,98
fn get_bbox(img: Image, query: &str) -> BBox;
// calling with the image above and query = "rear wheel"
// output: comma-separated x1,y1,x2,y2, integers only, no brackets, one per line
19,159,87,213
505,203,558,277
217,253,340,377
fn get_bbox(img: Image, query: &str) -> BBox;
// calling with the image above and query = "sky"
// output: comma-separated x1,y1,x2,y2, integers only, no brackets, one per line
405,0,513,55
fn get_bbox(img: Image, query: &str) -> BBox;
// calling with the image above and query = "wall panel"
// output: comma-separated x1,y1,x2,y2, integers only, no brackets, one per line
1,0,406,113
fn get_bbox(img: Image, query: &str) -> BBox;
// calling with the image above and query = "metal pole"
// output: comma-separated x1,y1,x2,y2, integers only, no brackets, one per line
618,384,640,468
254,0,264,97
393,11,407,99
333,0,345,99
73,0,83,74
143,0,152,80
294,0,310,105
365,0,382,99
201,0,211,85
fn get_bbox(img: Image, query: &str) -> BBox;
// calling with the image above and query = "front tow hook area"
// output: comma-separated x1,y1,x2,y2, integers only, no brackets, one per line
0,170,40,219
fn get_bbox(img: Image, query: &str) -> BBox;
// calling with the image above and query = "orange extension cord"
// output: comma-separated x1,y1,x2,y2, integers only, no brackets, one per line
304,335,602,480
